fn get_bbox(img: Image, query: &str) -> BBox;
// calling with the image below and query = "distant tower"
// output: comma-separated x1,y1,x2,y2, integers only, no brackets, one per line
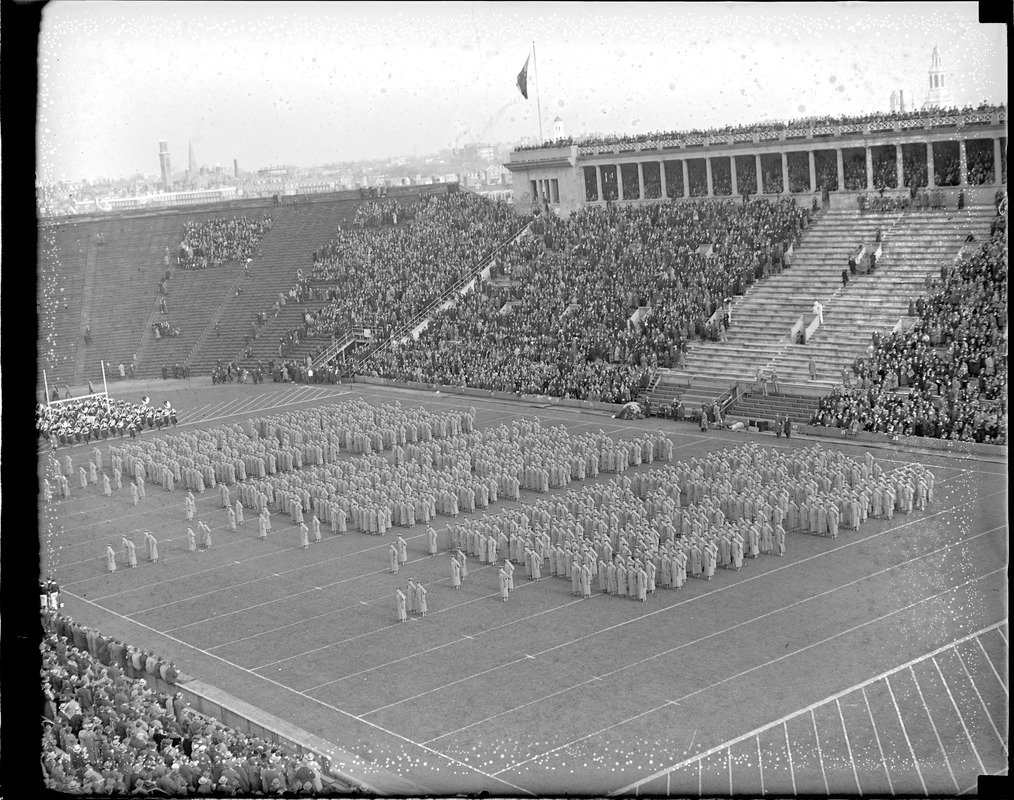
553,115,565,140
889,90,899,113
158,140,173,191
921,45,953,110
188,140,198,174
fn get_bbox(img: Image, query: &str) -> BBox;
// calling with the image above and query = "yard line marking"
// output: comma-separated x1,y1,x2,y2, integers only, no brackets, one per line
862,686,896,796
429,548,1001,749
907,666,957,793
304,637,473,693
698,756,702,797
975,636,1008,696
727,746,732,796
61,588,536,797
953,647,1007,752
783,722,796,796
811,709,830,796
996,627,1007,646
932,655,987,776
885,675,928,797
756,736,764,797
504,571,1006,781
361,652,542,715
837,697,862,796
608,618,1007,796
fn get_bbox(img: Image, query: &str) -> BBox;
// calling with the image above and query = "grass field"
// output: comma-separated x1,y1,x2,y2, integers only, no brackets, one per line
42,381,1008,796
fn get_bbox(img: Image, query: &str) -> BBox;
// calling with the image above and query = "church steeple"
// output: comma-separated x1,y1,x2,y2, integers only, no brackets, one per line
922,44,952,110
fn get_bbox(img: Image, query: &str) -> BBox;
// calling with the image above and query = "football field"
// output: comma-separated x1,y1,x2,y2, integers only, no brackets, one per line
44,382,1008,796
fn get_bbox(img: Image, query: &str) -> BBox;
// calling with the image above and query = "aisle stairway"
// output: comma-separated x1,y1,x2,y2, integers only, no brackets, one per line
660,207,995,395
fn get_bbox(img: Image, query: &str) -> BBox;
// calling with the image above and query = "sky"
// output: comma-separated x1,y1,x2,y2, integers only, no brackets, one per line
37,1,1007,183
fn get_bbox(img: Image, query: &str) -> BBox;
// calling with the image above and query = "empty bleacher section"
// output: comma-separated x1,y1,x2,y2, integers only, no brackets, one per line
38,220,97,388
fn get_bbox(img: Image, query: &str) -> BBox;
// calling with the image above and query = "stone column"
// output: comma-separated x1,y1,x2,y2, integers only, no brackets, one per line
681,160,690,198
730,156,738,197
755,154,763,195
994,138,1003,185
595,166,603,202
865,147,874,190
637,162,644,200
836,149,845,191
808,150,817,194
895,144,904,189
781,151,789,194
705,158,714,197
616,166,624,201
958,139,968,185
927,144,936,187
659,161,668,198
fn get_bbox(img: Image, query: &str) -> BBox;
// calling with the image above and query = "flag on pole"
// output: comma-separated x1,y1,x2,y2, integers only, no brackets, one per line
516,54,530,99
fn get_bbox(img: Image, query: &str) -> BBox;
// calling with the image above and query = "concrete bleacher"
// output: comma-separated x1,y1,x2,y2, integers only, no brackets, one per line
196,186,440,376
38,219,96,388
84,217,179,383
647,204,997,422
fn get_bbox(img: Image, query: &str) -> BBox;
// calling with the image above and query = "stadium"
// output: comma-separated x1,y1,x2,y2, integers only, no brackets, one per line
30,4,1006,798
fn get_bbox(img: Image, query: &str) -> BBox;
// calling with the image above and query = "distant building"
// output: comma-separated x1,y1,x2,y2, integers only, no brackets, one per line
553,116,565,140
158,141,173,192
921,45,953,110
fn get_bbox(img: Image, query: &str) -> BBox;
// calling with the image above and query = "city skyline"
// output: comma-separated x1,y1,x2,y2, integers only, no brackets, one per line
38,1,1007,184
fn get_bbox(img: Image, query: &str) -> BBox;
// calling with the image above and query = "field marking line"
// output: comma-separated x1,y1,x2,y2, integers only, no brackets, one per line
425,531,1003,746
60,587,536,797
607,615,1008,795
996,627,1008,646
953,647,1007,753
783,721,797,797
812,709,830,796
166,547,458,635
906,666,957,793
975,637,1008,696
302,635,473,693
697,757,702,797
250,567,512,670
885,675,929,797
525,507,1007,662
862,685,896,796
932,655,988,776
727,746,732,796
836,696,862,796
89,518,450,602
307,599,583,693
756,735,764,798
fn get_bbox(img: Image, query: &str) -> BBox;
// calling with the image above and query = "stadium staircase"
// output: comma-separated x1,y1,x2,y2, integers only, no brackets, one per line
648,204,997,422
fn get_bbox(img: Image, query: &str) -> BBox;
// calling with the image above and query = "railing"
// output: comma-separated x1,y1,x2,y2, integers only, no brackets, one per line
341,221,533,367
552,111,1006,161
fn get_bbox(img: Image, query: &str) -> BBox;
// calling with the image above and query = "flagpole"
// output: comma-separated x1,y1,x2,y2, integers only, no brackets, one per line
532,41,544,144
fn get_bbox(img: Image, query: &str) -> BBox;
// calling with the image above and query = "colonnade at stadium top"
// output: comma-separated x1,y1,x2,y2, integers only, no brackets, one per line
506,108,1006,214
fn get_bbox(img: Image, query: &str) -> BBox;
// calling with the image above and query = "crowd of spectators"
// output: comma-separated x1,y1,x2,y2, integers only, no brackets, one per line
37,396,178,447
266,193,527,356
811,210,1007,444
153,320,180,339
40,612,338,795
352,199,406,228
177,215,273,270
514,103,1005,153
359,197,810,402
